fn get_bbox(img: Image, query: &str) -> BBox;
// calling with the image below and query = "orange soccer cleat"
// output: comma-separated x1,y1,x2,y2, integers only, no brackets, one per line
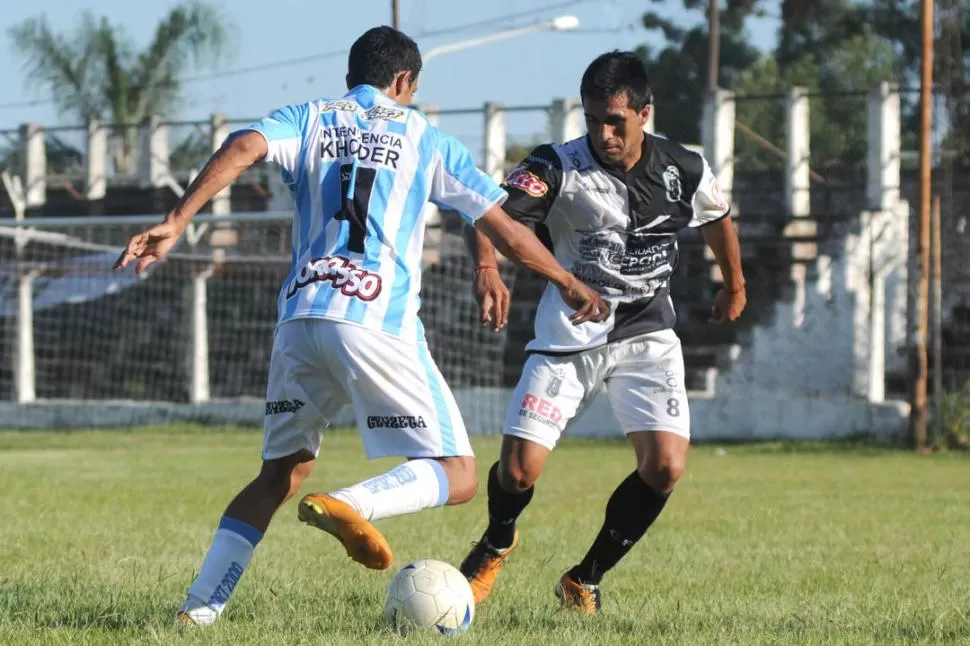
458,529,519,605
298,493,393,570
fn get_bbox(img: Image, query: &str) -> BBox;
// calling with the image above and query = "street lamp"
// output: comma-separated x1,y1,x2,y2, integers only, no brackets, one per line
422,15,580,63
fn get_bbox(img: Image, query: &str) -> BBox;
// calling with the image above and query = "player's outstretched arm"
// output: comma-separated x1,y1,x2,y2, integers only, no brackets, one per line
475,206,610,325
700,215,746,324
113,131,268,274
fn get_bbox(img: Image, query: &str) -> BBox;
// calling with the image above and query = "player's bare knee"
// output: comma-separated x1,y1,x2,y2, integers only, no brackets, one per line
637,454,685,493
498,460,539,493
498,436,548,492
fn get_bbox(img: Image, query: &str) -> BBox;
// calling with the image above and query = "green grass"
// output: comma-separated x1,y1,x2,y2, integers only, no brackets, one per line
0,426,968,645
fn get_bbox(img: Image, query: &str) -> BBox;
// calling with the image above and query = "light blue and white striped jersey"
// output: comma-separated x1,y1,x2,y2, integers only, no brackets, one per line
240,84,506,342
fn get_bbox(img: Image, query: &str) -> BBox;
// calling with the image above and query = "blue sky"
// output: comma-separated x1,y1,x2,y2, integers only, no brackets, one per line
0,0,780,157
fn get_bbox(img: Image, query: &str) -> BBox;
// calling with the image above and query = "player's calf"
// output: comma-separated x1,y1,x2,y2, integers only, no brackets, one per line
565,470,671,595
300,457,466,569
433,455,478,504
458,460,535,604
178,452,315,626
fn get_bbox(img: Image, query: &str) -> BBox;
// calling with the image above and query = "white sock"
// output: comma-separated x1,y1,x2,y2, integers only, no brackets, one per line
329,459,450,521
182,517,263,623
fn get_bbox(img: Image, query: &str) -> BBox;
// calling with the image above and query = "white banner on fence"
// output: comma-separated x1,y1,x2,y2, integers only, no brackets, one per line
0,251,143,317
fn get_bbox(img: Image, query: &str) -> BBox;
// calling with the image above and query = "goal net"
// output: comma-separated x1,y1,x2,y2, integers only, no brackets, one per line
0,212,522,434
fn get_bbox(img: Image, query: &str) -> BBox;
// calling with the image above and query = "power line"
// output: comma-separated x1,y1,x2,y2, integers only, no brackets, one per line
571,24,638,34
0,0,594,114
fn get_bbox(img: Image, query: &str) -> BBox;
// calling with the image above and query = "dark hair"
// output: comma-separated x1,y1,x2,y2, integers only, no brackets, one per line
347,26,422,89
580,50,652,111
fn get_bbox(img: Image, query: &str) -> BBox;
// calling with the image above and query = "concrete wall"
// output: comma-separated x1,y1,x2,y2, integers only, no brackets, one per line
715,202,910,402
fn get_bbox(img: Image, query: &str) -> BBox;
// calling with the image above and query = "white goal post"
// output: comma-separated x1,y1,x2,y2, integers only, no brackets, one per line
0,211,520,433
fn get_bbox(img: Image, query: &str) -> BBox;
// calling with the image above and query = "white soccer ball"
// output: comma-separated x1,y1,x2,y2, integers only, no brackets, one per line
383,559,475,635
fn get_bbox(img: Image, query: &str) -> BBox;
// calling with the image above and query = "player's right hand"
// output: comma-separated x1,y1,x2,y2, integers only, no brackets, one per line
474,265,510,332
113,219,185,274
558,276,610,325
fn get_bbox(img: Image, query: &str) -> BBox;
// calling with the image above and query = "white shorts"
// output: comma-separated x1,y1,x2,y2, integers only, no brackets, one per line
262,318,473,461
504,328,690,450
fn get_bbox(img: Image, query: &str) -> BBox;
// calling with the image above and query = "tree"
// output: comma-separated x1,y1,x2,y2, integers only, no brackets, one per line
734,26,896,174
937,0,970,165
638,0,761,144
731,55,820,173
776,0,970,165
7,2,230,175
637,0,909,172
505,136,545,168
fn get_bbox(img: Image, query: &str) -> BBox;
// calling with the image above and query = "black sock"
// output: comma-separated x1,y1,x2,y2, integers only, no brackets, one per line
484,461,533,549
569,471,670,585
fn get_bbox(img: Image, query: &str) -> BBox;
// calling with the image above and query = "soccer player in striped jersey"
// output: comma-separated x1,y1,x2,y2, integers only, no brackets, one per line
115,26,609,626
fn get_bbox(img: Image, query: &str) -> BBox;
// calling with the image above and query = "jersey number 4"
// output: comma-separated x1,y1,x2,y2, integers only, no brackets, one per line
336,164,377,254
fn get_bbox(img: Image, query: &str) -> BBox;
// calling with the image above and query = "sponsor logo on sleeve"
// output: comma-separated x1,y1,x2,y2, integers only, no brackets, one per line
503,166,549,197
710,176,729,210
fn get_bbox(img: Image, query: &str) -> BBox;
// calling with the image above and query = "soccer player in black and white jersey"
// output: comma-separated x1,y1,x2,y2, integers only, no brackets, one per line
458,50,746,614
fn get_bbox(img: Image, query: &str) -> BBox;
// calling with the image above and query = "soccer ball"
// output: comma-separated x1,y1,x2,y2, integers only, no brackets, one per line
383,559,475,635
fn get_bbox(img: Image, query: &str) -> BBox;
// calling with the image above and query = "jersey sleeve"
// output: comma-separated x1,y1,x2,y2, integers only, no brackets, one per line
500,144,562,225
429,130,507,225
688,156,731,227
238,103,311,183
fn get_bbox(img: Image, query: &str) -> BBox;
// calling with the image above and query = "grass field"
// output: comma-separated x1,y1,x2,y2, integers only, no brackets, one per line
0,426,967,645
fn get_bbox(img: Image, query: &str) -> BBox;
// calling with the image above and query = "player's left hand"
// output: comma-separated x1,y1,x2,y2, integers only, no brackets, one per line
474,265,510,332
113,219,185,274
709,285,746,324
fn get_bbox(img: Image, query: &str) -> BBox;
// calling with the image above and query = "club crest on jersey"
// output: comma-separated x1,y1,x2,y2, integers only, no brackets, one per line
663,165,682,202
546,375,563,397
504,166,548,197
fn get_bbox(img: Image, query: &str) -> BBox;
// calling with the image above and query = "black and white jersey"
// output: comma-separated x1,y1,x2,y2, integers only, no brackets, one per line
502,134,730,353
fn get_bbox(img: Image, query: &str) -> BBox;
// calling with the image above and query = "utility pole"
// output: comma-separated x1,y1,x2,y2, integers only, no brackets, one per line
910,0,935,451
392,0,400,29
708,0,720,92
